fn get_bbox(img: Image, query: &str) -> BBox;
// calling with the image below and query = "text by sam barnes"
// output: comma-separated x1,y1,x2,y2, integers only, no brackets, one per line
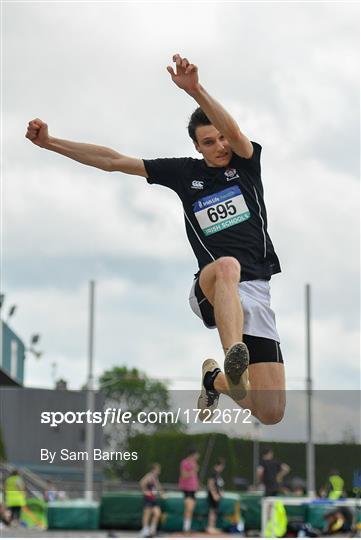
41,449,138,463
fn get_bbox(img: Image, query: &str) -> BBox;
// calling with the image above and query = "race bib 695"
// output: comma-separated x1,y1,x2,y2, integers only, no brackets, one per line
192,186,250,236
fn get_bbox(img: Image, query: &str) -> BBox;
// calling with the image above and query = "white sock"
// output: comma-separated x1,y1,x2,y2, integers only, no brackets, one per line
140,526,149,536
183,518,191,532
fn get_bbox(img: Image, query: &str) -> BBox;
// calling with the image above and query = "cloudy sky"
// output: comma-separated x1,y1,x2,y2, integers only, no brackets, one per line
3,1,360,396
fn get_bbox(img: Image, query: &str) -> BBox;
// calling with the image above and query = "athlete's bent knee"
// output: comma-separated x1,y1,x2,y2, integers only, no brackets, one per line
256,405,285,425
215,257,241,282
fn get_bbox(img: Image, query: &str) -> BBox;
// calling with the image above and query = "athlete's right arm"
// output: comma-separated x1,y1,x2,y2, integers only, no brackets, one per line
25,119,148,177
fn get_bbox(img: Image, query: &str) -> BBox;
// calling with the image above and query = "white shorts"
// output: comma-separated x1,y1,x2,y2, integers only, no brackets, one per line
189,278,280,342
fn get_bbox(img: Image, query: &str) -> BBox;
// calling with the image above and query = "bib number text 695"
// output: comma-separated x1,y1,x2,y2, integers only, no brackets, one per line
207,200,236,223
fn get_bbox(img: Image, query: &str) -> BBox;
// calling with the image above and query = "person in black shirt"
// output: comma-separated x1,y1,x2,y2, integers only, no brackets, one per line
257,448,290,496
25,53,285,425
206,459,225,534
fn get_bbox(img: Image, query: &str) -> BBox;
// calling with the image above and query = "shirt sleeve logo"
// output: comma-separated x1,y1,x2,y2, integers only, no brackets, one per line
224,168,240,181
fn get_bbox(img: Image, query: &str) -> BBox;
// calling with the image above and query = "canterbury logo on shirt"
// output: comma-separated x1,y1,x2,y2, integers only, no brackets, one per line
191,180,204,190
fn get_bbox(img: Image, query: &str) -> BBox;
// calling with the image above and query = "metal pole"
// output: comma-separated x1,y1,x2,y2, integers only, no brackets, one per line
253,420,260,487
0,294,4,369
306,283,315,496
84,280,95,501
199,434,216,483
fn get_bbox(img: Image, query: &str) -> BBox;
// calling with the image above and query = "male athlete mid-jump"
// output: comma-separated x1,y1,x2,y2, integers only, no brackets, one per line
26,54,285,425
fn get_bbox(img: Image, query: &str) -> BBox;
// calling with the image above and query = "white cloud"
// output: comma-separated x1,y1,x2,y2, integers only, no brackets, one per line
5,167,188,259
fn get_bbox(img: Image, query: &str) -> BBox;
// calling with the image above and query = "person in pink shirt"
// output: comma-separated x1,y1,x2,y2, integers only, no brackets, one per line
179,448,200,532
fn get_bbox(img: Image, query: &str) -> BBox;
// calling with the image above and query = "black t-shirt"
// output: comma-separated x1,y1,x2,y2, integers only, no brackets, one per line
208,471,224,499
260,458,281,492
143,143,281,282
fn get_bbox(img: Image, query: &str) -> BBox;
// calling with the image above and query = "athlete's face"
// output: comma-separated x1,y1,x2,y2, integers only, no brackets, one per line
194,125,232,168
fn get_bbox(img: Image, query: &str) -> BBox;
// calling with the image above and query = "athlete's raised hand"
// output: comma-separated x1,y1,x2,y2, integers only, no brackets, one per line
167,54,200,94
25,118,50,147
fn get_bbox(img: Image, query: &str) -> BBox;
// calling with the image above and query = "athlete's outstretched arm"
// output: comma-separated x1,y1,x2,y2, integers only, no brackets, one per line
167,54,253,159
25,119,147,177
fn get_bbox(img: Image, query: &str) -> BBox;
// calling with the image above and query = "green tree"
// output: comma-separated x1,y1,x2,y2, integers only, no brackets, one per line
99,366,185,476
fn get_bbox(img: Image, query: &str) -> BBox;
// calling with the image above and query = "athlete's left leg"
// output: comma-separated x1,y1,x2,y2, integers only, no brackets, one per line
190,276,285,424
149,506,161,535
214,362,285,425
140,507,152,536
183,496,196,532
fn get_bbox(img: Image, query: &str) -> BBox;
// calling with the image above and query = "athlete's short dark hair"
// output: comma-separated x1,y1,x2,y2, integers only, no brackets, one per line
188,107,211,142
